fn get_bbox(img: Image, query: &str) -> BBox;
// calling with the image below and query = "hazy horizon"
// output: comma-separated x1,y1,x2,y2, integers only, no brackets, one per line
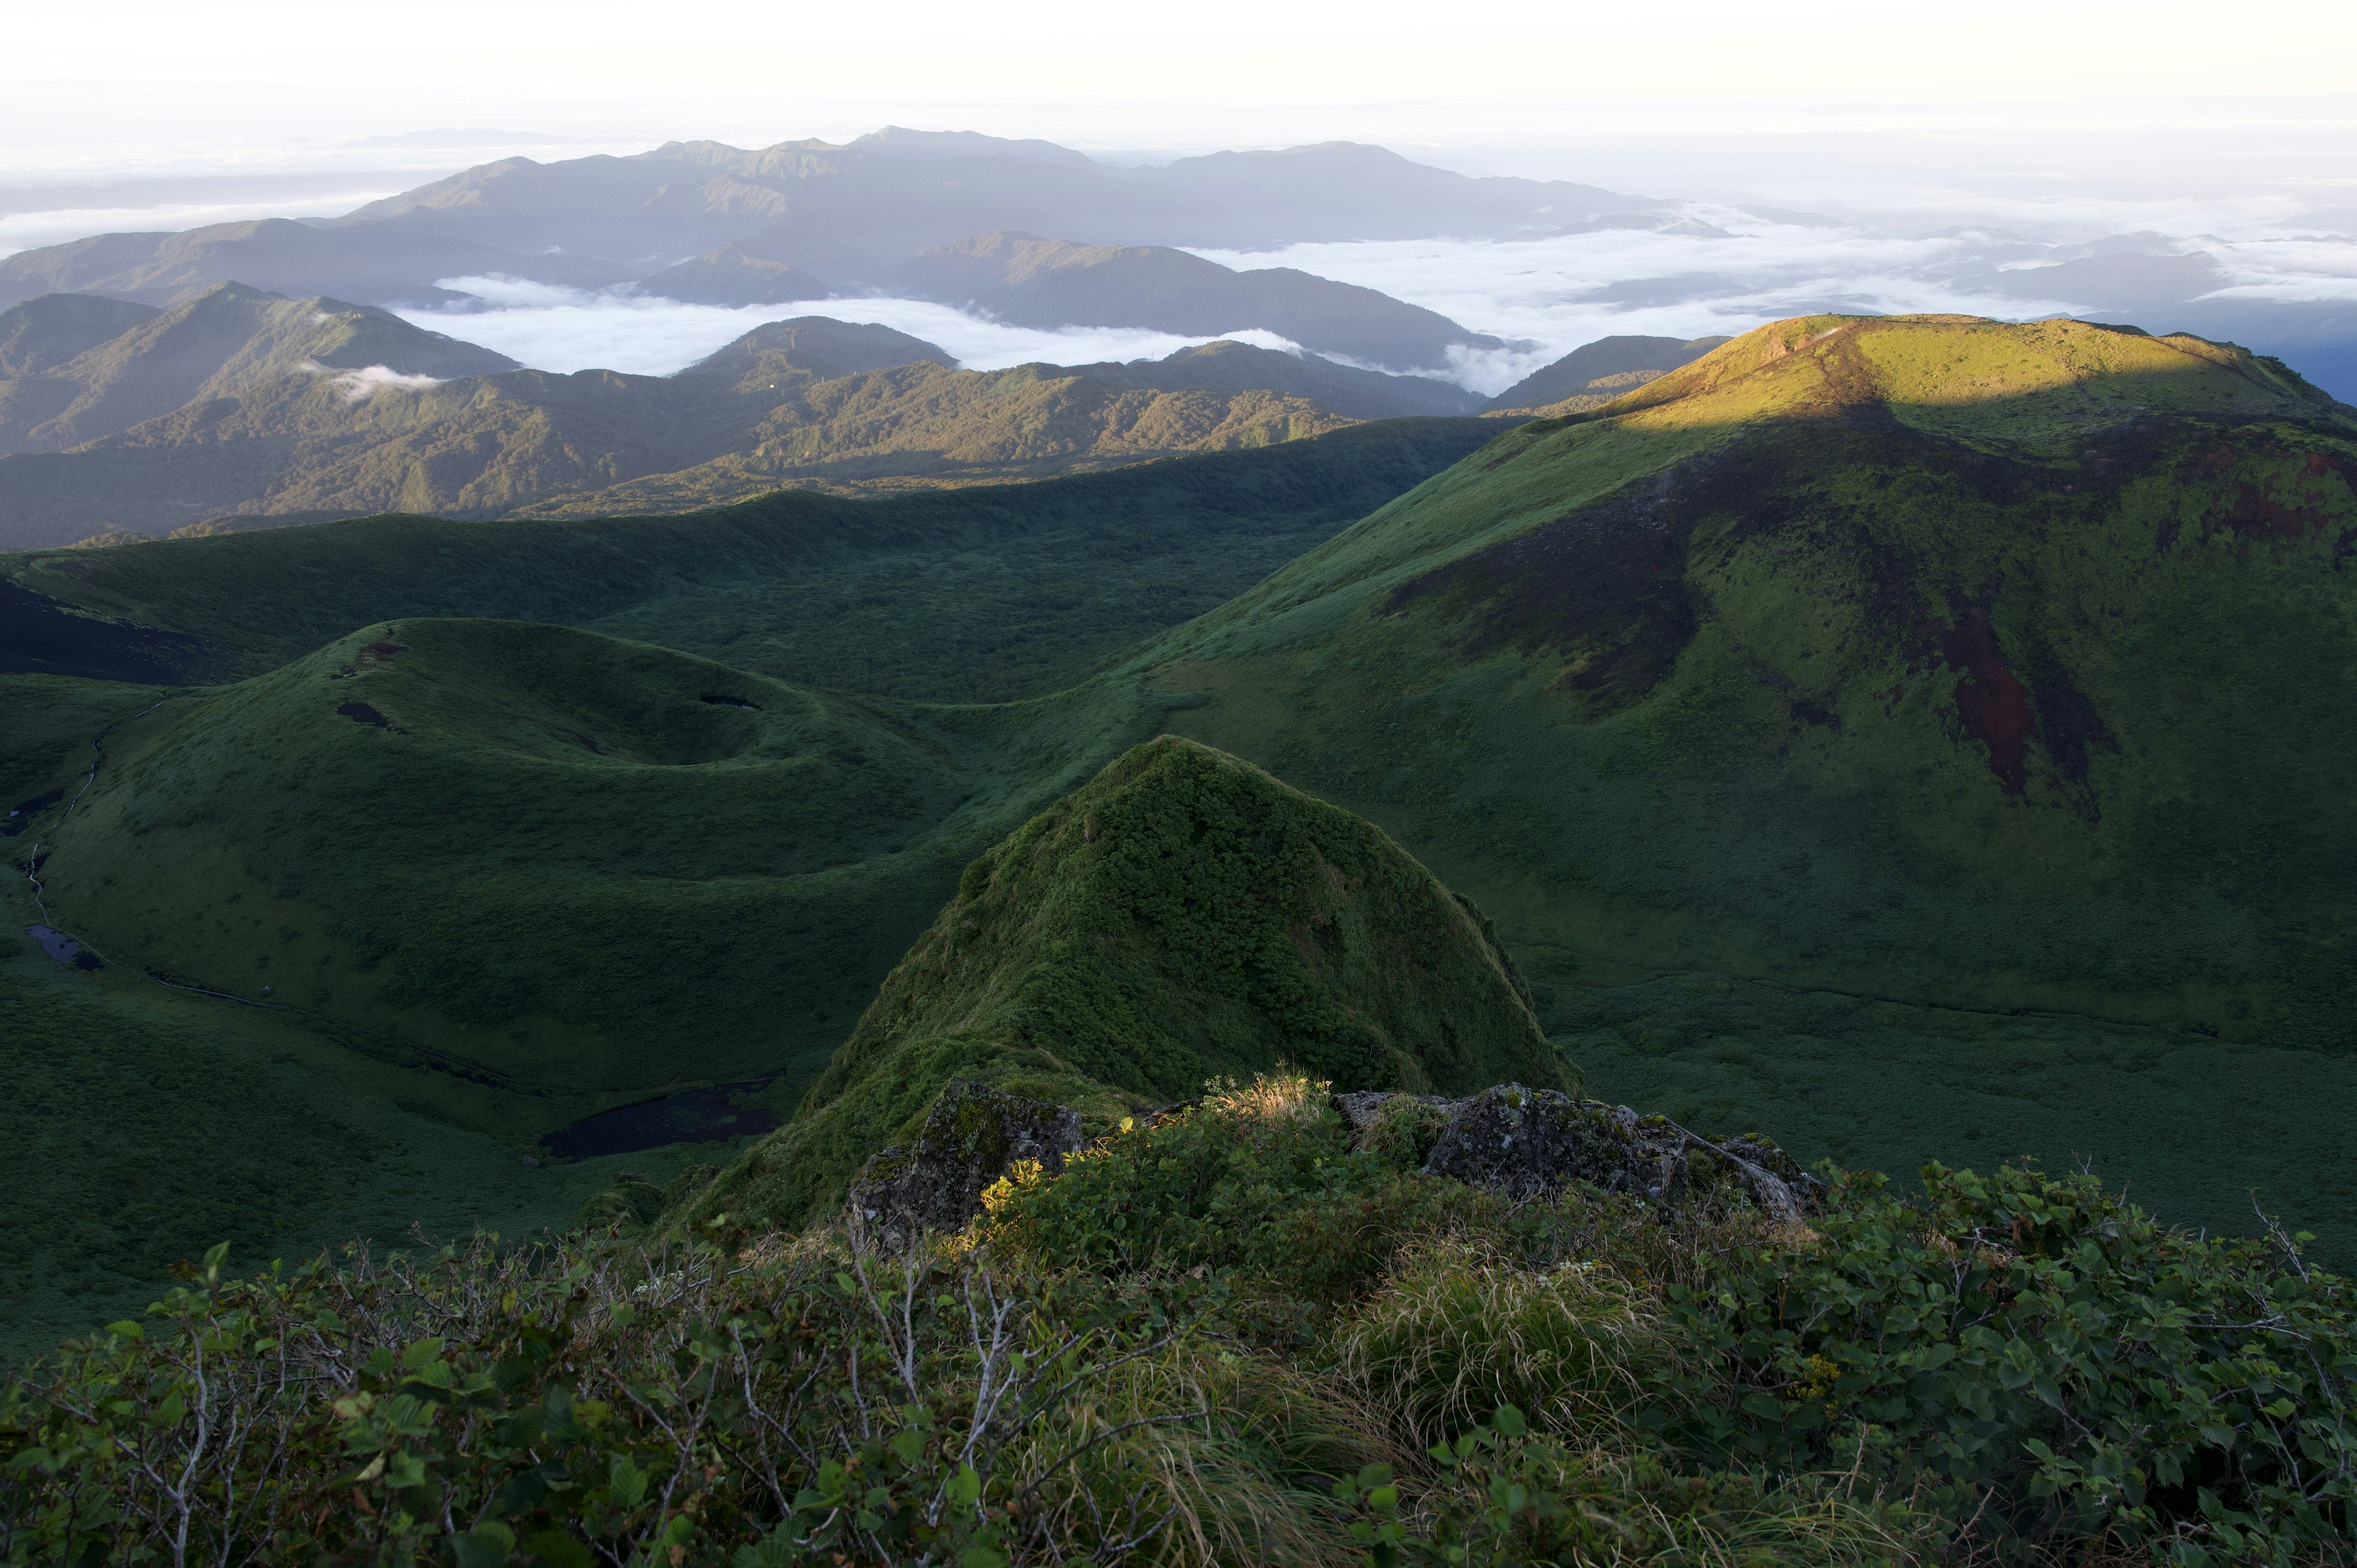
4,1,2353,393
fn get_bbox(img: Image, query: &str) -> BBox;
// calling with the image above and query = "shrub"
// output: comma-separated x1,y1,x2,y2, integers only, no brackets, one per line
983,1075,1509,1326
1671,1162,2357,1563
0,1229,1340,1567
1334,1404,1943,1567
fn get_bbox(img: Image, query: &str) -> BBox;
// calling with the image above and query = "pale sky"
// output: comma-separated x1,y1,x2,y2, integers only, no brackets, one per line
15,0,2357,100
6,0,2353,214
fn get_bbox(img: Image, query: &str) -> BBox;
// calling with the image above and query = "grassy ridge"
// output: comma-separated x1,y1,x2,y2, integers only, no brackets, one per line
0,674,167,808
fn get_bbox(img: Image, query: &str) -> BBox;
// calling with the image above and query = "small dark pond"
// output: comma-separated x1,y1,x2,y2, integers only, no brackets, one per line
4,787,64,837
543,1091,780,1160
28,925,102,970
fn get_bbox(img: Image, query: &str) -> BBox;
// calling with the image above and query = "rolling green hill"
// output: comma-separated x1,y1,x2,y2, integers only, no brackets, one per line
23,618,1172,1118
688,735,1570,1230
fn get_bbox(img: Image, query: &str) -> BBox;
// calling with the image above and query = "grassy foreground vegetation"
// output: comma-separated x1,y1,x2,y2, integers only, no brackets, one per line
2,1076,2349,1565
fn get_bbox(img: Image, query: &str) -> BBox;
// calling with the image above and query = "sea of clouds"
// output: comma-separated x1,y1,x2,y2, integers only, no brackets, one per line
389,203,2357,399
8,133,2355,400
393,276,1312,377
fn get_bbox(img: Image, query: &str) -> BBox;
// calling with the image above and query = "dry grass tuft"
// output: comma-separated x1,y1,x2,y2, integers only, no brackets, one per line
1337,1237,1681,1451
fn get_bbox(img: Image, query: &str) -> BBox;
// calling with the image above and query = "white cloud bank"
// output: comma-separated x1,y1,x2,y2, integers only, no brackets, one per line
305,361,447,399
395,277,1310,378
379,200,2357,400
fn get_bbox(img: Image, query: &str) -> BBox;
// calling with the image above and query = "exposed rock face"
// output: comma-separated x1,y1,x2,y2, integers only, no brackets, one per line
846,1079,1083,1249
1340,1084,1821,1221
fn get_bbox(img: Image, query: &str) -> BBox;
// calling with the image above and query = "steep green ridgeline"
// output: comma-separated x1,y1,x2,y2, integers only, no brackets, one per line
4,417,1498,701
1136,314,2357,1251
28,619,1175,1129
692,736,1569,1230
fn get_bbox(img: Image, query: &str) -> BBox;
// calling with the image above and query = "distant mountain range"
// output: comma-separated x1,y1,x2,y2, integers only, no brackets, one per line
0,282,1768,546
0,134,1657,317
2,125,2353,419
889,231,1500,373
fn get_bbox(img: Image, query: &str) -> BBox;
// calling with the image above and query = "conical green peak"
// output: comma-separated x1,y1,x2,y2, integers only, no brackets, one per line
689,735,1570,1230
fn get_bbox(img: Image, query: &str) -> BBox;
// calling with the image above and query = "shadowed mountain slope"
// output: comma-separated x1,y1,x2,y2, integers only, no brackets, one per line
635,242,833,307
1082,339,1481,419
1043,313,2357,1248
1,417,1500,698
688,735,1570,1229
0,294,160,377
895,230,1500,372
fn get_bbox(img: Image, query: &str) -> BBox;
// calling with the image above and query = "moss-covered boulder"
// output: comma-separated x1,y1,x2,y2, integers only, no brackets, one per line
687,735,1571,1232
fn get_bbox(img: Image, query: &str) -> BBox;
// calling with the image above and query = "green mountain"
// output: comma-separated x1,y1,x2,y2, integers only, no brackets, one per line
688,735,1569,1230
0,282,515,457
20,617,1169,1115
16,311,2357,1350
1485,332,1730,413
894,229,1501,371
0,299,1377,547
1132,313,2357,1242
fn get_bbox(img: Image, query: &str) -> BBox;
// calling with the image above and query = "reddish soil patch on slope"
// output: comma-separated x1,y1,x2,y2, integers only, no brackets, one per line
1922,604,2036,795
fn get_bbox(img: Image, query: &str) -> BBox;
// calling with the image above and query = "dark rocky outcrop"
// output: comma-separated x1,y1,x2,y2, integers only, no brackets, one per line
1338,1084,1821,1221
846,1079,1083,1249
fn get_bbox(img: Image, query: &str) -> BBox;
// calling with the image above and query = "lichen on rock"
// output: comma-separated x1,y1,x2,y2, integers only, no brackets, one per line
1337,1084,1821,1221
846,1078,1083,1249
